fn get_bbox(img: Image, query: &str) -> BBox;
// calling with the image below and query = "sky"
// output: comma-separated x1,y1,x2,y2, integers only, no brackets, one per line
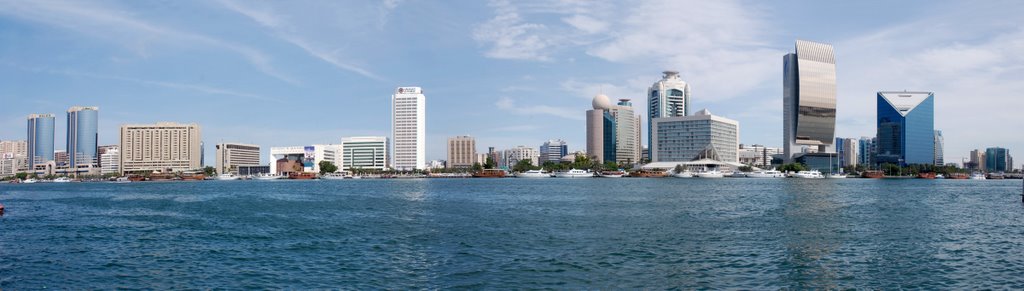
1,0,1022,166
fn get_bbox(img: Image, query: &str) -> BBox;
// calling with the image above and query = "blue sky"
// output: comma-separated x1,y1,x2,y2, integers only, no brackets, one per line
1,0,1022,165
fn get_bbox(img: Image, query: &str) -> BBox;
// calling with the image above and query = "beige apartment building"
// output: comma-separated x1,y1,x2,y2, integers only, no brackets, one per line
119,122,202,174
447,135,476,168
215,143,261,174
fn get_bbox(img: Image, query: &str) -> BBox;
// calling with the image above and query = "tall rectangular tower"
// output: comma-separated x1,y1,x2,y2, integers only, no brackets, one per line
67,106,99,168
27,113,55,169
647,71,690,160
391,86,426,171
446,136,476,168
876,91,934,166
783,40,837,163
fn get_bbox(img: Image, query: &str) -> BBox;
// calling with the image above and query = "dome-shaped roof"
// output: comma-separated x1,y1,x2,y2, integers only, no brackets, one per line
695,108,712,116
592,94,612,110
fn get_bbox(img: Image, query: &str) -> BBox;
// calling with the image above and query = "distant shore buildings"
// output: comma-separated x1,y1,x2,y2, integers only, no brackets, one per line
215,143,261,175
342,136,388,171
586,94,641,164
119,122,202,175
391,86,426,171
783,40,838,164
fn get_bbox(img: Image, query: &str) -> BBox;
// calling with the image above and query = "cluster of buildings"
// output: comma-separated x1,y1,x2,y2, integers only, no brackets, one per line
1,40,1019,178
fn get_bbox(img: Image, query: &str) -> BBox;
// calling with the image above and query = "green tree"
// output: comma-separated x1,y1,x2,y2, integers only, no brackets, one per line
472,162,483,172
318,161,338,175
603,161,619,171
571,154,592,170
512,159,536,172
738,165,754,172
202,166,216,176
778,163,806,173
15,172,29,180
484,156,496,169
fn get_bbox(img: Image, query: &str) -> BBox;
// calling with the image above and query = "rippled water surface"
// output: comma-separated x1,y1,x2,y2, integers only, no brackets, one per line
2,179,1024,289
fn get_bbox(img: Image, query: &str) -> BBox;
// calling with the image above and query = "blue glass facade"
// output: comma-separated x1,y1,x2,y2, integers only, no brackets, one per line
67,107,99,167
27,114,55,169
876,92,934,166
985,147,1009,172
602,112,616,163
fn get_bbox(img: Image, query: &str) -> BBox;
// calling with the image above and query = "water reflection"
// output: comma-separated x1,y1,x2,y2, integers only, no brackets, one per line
779,180,844,289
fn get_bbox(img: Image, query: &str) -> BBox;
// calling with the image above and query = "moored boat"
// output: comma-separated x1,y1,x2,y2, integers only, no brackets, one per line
149,173,175,181
861,170,884,179
180,172,206,181
553,169,593,178
254,173,284,180
53,177,73,183
947,173,969,179
916,172,936,179
631,170,667,178
472,169,507,178
970,173,987,180
745,170,785,178
672,170,694,178
321,172,349,180
288,172,317,180
695,170,725,178
795,170,825,179
598,170,625,178
826,173,848,179
22,178,38,184
113,177,131,183
214,173,241,180
515,170,551,178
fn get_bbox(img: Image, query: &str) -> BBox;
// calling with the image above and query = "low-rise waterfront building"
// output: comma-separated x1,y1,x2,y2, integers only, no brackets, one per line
503,146,539,169
215,143,261,174
119,122,202,174
341,136,388,171
539,139,568,164
651,109,739,164
270,145,341,174
100,148,120,175
447,136,476,168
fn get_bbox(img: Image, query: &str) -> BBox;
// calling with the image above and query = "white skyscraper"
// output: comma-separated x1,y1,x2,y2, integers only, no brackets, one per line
647,71,691,160
391,86,426,171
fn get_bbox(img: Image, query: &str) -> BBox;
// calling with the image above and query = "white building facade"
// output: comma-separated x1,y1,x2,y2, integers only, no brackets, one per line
391,87,426,171
341,136,388,171
269,145,341,174
647,71,691,160
215,143,261,174
652,109,739,163
100,148,120,175
503,146,540,169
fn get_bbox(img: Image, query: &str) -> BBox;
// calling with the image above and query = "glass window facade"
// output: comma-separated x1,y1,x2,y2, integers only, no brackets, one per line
876,92,934,166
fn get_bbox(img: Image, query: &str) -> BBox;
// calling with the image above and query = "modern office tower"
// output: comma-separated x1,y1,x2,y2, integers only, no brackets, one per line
835,138,846,166
970,149,986,170
985,147,1010,172
857,137,874,166
933,130,944,166
647,70,691,160
66,106,99,169
215,143,261,174
876,91,935,166
341,136,388,171
842,138,859,167
503,146,540,169
539,139,568,164
269,145,341,174
27,113,55,169
446,136,476,168
586,94,642,164
100,148,120,175
651,109,739,163
119,122,202,174
783,40,837,163
391,86,426,171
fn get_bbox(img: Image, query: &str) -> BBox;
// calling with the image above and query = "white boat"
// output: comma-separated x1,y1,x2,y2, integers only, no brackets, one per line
53,177,73,183
321,173,348,180
598,171,625,178
113,177,131,183
516,170,552,178
794,170,825,179
553,169,593,178
672,171,694,178
253,173,284,180
214,173,241,180
970,173,987,180
935,174,945,179
825,173,848,179
22,178,38,184
745,170,785,178
695,170,725,178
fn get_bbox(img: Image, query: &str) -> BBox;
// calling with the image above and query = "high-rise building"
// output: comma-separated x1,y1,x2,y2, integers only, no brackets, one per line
391,86,426,171
66,106,99,169
783,40,837,163
842,138,859,167
651,109,739,163
934,130,944,166
215,143,261,174
446,136,476,168
27,113,55,169
342,136,388,171
985,147,1010,172
857,137,875,166
269,145,341,174
586,94,641,164
539,139,568,165
503,146,539,169
647,71,691,160
0,140,28,177
100,147,120,175
119,122,202,174
970,149,986,171
876,91,935,166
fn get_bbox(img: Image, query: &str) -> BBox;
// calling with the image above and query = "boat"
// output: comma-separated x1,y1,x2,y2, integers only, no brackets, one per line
672,170,694,178
214,173,241,180
987,173,1005,180
253,173,284,180
113,177,131,183
288,172,317,180
472,169,507,178
745,170,785,178
916,172,936,179
694,170,725,178
127,175,146,182
631,170,667,178
970,173,987,180
515,170,551,178
149,173,174,181
598,170,625,178
321,172,349,180
947,173,969,179
180,172,206,181
53,177,73,183
935,174,945,179
794,170,825,179
553,169,593,178
826,173,848,179
861,171,884,179
22,178,38,184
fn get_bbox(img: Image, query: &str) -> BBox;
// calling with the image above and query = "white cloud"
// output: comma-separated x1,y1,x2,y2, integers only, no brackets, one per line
472,0,553,61
496,97,583,120
0,0,300,85
562,14,607,34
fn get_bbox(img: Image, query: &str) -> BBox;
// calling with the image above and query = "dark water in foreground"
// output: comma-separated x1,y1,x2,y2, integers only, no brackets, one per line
1,179,1023,289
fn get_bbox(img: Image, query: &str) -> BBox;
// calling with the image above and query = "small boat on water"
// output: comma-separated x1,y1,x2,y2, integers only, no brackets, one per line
916,172,936,179
987,173,1005,180
861,170,884,179
113,177,131,183
672,170,694,178
553,169,593,178
472,169,507,178
321,172,349,180
794,170,825,179
947,173,969,179
970,173,987,180
826,173,848,179
631,170,668,178
598,170,625,178
127,175,146,182
180,172,206,181
253,173,284,180
288,172,317,180
515,170,551,178
149,173,175,181
695,170,725,178
22,178,38,184
745,170,785,178
214,173,241,180
53,177,73,183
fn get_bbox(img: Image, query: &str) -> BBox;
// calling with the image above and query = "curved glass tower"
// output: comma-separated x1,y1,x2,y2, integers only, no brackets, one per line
647,71,690,160
783,40,837,163
27,113,55,169
67,106,99,168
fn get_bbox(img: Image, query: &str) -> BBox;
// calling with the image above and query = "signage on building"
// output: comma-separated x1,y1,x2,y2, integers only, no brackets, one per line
303,146,316,168
396,87,421,94
2,153,12,159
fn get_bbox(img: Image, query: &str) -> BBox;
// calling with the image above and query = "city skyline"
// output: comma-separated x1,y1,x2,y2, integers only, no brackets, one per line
1,1,1022,164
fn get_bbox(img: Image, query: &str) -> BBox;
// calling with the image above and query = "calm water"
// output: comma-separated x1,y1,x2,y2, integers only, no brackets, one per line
1,178,1023,289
